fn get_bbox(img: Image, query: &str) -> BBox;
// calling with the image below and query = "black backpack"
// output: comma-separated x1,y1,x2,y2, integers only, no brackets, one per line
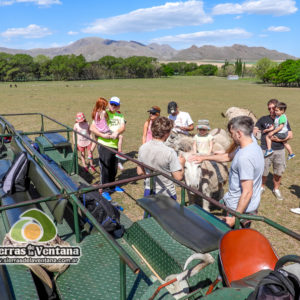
248,268,300,300
79,184,124,237
1,151,30,195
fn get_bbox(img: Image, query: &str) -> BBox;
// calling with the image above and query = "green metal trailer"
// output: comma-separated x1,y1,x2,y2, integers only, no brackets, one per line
0,113,299,300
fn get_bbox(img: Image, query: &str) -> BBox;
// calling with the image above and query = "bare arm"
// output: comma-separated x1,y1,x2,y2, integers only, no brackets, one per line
142,121,148,144
180,124,194,132
263,125,274,133
136,165,145,176
268,123,283,136
253,126,260,135
189,151,235,164
224,180,253,227
171,155,185,181
111,122,126,139
90,123,112,139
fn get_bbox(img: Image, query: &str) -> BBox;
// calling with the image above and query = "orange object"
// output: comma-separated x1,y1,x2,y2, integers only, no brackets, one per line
219,228,278,286
149,278,177,300
205,276,221,295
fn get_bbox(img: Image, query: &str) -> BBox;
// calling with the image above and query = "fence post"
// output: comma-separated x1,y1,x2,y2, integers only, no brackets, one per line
71,195,81,243
40,115,44,133
74,131,78,174
234,217,240,229
181,187,186,206
120,258,126,300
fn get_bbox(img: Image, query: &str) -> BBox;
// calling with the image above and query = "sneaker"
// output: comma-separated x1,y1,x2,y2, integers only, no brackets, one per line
288,154,295,160
264,149,273,157
116,154,127,161
273,189,284,200
118,162,124,170
114,186,124,193
101,192,112,201
90,165,96,172
290,208,300,215
261,187,265,194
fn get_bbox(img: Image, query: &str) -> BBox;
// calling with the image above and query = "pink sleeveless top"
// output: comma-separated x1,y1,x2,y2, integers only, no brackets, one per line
95,111,110,133
146,120,153,142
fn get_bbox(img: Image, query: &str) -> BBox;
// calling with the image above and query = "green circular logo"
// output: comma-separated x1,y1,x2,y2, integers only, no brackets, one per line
9,209,57,243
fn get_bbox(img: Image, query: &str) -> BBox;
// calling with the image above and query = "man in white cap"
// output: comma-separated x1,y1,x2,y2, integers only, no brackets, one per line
167,101,194,135
90,96,125,201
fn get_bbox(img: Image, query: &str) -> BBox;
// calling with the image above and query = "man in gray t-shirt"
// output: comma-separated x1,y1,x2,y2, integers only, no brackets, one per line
189,116,264,227
223,142,264,213
137,117,185,199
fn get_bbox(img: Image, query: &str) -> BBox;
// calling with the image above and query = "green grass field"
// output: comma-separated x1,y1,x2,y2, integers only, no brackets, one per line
0,76,299,256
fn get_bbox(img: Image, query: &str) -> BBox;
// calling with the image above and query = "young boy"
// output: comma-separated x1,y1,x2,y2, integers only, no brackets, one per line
193,120,214,155
264,102,295,159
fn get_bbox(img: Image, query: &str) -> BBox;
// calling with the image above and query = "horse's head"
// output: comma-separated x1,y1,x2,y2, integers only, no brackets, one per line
182,152,202,191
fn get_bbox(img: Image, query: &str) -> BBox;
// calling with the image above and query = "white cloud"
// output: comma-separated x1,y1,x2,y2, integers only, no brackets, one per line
1,24,52,39
234,15,242,19
150,28,252,44
267,26,290,32
212,0,297,16
259,34,268,37
83,0,212,34
68,31,79,35
0,0,61,6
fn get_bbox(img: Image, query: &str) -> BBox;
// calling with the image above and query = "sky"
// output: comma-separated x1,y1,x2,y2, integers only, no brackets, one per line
0,0,299,57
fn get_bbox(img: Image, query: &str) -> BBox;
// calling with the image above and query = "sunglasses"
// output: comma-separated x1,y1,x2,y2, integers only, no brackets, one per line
149,112,157,115
110,103,118,107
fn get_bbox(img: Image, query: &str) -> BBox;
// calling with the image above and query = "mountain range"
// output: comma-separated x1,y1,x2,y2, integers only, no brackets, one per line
0,37,296,61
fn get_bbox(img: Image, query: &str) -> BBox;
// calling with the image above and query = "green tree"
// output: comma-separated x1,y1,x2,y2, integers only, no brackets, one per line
187,64,218,76
235,59,243,76
0,52,13,81
161,64,174,76
254,58,277,82
5,54,35,81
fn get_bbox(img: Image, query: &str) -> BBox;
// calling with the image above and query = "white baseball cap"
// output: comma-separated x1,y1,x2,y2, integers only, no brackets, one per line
110,96,121,106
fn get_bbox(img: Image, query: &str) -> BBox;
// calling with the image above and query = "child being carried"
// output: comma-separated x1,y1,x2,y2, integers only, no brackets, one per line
264,102,295,160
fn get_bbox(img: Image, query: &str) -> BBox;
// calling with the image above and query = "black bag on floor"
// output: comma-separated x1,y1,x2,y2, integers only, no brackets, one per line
1,151,30,194
79,184,124,237
248,268,300,300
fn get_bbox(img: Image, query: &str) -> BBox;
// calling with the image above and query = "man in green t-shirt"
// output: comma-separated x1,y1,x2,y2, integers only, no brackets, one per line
90,96,125,201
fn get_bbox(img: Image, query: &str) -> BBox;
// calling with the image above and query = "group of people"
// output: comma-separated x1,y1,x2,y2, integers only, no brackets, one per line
73,96,298,222
138,99,298,226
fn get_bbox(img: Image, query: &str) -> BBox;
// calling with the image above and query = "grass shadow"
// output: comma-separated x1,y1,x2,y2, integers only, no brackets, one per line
289,185,300,198
124,150,138,159
117,167,138,185
78,166,95,184
265,173,274,191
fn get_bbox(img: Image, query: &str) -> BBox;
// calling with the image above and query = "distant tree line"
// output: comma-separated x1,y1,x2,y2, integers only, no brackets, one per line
0,52,248,81
255,58,300,87
0,52,298,86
